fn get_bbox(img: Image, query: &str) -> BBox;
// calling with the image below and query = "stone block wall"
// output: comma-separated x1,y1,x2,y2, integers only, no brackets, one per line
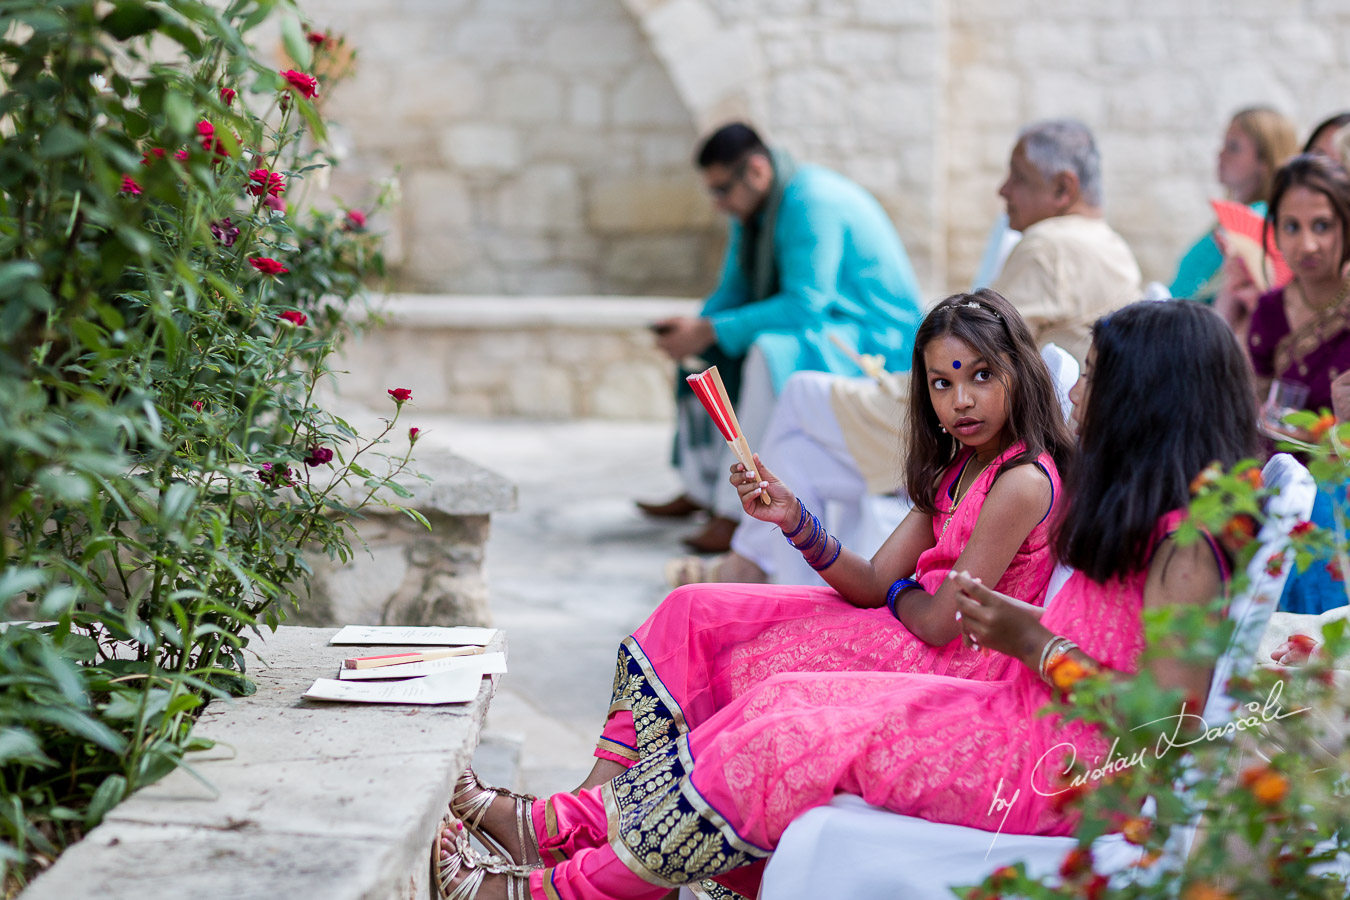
291,0,724,297
287,0,1350,302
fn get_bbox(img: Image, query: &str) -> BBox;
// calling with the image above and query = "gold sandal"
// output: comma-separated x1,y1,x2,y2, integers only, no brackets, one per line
449,766,543,867
432,816,535,900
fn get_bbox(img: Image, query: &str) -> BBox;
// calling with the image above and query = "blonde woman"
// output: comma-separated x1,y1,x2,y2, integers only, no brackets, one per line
1171,106,1298,303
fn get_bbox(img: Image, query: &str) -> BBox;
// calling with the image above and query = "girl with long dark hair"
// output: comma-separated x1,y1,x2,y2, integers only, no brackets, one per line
434,299,1257,900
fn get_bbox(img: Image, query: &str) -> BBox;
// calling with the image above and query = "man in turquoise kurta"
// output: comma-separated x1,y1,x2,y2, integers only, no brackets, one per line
638,123,923,553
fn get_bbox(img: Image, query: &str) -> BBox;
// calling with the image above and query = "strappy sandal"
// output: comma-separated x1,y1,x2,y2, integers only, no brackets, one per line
433,816,535,900
449,766,543,867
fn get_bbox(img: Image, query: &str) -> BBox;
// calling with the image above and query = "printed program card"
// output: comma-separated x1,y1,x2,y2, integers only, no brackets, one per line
338,651,508,681
328,625,499,647
304,669,484,705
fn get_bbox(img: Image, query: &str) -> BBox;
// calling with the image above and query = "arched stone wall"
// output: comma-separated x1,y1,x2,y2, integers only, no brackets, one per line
305,0,724,296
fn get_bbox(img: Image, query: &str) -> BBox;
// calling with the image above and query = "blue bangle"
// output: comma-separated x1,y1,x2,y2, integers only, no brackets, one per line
886,578,920,619
810,536,843,571
782,502,810,539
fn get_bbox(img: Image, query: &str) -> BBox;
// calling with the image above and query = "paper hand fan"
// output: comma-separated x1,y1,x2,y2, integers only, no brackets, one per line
686,366,772,506
1210,198,1292,291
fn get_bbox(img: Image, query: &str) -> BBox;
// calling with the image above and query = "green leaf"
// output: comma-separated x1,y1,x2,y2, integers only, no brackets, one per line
0,728,53,768
84,774,127,828
29,706,127,755
102,2,162,40
38,124,86,159
164,89,195,136
0,261,41,299
279,15,312,70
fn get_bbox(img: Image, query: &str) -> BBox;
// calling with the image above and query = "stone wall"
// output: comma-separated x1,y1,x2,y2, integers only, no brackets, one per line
944,0,1350,293
298,0,723,297
292,0,1350,301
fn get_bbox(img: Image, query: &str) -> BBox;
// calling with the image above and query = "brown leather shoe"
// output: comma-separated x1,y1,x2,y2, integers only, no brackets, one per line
681,516,738,553
636,494,705,518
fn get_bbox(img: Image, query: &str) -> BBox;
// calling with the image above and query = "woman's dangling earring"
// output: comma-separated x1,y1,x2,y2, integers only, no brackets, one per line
940,426,948,434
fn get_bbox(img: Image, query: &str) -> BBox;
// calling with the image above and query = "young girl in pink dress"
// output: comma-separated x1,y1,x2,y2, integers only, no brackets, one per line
588,289,1073,781
435,299,1258,900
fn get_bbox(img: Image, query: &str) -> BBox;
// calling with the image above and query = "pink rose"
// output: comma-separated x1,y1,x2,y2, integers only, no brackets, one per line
344,209,367,231
210,217,240,247
387,388,412,403
249,257,289,276
173,149,189,162
281,69,319,99
278,310,307,326
219,87,236,107
120,175,142,195
140,148,165,165
191,400,205,412
256,462,297,488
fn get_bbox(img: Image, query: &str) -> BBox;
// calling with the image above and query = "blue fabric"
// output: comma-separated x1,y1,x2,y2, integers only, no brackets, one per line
1169,201,1267,304
1279,478,1350,615
702,164,924,391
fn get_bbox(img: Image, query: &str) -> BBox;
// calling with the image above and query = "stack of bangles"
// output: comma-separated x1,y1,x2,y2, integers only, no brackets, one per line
1038,635,1080,687
782,501,842,571
885,577,921,620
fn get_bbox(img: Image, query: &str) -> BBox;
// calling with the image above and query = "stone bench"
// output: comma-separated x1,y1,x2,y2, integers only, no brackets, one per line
18,625,504,900
293,451,518,629
333,294,702,420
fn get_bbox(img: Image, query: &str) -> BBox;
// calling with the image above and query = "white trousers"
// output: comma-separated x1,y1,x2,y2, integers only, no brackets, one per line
674,346,777,520
731,371,910,584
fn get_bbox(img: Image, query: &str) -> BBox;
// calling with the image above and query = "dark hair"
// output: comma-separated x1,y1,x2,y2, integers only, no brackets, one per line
1266,153,1350,269
695,122,768,169
1056,301,1258,583
1302,112,1350,155
904,289,1075,515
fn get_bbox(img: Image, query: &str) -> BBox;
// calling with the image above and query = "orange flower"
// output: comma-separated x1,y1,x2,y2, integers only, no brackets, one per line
1310,412,1337,441
1049,655,1093,691
1182,883,1233,900
1059,846,1094,879
1237,466,1264,489
1121,816,1151,845
988,865,1017,888
1132,848,1162,869
1239,765,1289,806
1189,463,1222,496
1221,514,1257,551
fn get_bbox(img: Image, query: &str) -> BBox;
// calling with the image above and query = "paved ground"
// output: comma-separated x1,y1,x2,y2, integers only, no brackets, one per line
418,415,693,796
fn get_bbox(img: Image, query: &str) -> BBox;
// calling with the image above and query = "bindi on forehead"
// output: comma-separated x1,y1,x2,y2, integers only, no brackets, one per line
952,360,962,369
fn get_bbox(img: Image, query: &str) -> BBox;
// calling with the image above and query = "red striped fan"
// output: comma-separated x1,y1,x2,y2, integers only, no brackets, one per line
685,366,770,505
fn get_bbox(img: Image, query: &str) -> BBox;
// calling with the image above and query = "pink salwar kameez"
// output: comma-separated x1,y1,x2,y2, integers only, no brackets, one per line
523,510,1223,900
597,442,1061,767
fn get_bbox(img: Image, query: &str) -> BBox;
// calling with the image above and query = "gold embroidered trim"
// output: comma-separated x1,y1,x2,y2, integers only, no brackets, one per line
1273,277,1350,379
596,736,641,762
544,797,567,865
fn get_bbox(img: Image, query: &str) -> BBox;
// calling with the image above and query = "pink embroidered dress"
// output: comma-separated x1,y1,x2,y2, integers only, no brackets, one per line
529,511,1228,900
597,442,1061,768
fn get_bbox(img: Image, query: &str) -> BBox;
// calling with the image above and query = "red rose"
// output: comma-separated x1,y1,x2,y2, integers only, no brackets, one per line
1290,520,1316,537
173,149,189,162
279,310,307,326
197,120,214,139
141,147,166,165
191,400,205,412
219,87,236,106
344,209,367,230
197,120,231,158
307,31,327,47
248,168,286,197
249,257,289,276
387,388,413,403
256,462,296,488
120,175,142,195
281,69,319,99
408,427,421,443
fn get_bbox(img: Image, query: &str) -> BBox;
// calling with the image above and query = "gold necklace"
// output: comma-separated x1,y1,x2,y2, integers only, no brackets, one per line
940,452,994,541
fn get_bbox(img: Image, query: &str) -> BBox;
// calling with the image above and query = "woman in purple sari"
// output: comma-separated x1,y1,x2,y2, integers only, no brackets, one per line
1223,153,1350,416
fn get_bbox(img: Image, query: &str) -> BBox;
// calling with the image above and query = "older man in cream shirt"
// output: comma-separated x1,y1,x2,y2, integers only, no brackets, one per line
676,119,1141,587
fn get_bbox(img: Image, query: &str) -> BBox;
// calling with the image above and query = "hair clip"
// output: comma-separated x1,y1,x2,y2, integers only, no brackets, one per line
962,300,1000,318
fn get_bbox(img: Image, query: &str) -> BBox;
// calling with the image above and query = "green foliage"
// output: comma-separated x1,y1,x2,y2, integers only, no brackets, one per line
0,0,412,887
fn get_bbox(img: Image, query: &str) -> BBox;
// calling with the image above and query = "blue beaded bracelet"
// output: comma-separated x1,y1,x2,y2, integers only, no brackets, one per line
885,577,921,619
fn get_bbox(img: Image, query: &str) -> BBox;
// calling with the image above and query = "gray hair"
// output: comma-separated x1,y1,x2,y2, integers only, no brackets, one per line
1018,119,1102,207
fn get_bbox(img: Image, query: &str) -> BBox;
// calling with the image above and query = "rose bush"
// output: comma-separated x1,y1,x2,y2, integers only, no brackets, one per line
0,0,414,889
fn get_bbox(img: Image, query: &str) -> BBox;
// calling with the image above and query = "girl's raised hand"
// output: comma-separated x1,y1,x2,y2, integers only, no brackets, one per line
950,570,1044,658
731,454,797,527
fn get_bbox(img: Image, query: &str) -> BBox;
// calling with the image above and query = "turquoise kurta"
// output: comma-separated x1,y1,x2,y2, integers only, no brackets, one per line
1170,200,1267,304
701,164,924,390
